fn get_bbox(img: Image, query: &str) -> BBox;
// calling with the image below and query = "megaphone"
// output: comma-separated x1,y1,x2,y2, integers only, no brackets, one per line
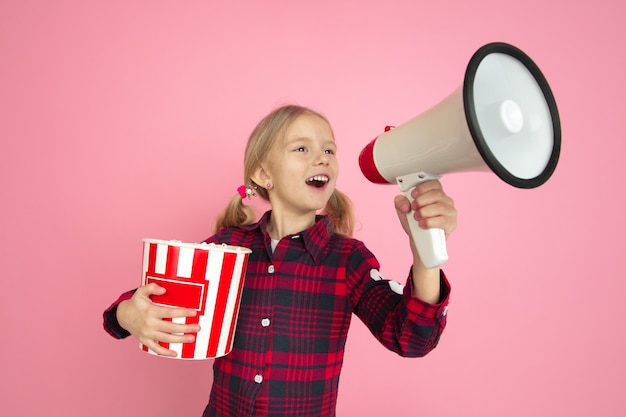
359,42,561,268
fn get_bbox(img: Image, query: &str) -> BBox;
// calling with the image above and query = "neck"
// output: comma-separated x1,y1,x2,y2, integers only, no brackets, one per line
266,210,317,240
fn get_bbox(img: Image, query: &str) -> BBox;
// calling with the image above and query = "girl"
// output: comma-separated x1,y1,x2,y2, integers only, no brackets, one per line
103,104,457,417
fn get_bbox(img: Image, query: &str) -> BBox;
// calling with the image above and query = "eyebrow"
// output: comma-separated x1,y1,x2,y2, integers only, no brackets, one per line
285,136,336,148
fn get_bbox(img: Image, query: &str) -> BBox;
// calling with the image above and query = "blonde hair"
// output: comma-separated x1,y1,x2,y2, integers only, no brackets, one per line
214,104,354,236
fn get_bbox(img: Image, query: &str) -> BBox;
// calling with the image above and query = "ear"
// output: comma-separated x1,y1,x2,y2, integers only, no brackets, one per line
251,164,271,189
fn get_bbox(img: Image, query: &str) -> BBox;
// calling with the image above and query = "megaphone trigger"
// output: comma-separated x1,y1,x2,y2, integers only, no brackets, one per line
396,172,449,269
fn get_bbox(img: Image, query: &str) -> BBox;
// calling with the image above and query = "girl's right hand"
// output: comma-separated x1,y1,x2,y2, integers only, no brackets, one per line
116,283,200,357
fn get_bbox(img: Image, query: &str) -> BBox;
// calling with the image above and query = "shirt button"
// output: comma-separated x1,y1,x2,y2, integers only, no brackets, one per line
268,265,275,273
261,318,270,327
442,306,448,316
291,235,300,239
254,374,263,384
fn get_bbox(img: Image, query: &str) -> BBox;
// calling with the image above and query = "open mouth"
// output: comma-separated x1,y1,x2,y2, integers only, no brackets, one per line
306,175,329,188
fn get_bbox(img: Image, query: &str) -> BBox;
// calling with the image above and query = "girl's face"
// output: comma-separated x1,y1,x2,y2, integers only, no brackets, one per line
262,113,338,218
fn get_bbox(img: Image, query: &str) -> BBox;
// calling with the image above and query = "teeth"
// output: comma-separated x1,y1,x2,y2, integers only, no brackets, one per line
307,176,329,183
306,175,329,188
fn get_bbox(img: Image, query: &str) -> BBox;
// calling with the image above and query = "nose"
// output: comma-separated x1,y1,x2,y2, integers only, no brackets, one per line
314,149,330,165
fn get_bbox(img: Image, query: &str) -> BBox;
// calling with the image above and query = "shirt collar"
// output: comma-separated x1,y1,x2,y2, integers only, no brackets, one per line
241,210,332,261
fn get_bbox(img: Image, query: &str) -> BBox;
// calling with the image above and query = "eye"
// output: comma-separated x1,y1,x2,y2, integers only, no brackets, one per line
324,148,335,155
295,146,307,152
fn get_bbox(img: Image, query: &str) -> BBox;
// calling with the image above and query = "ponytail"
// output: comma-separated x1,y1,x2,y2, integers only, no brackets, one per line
213,193,256,233
322,188,355,237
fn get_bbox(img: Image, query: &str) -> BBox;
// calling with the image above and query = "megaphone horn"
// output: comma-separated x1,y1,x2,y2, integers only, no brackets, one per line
359,42,561,268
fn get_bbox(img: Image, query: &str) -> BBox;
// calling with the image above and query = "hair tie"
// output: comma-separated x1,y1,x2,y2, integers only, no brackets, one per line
237,184,257,199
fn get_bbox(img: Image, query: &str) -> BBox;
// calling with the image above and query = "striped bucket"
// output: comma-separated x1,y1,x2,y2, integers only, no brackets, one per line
140,239,251,359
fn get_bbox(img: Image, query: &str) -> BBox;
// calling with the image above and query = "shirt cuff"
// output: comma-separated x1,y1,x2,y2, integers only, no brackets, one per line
403,270,450,327
102,290,136,339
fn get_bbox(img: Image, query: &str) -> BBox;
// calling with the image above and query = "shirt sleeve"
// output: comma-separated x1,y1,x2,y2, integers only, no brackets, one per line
102,289,136,339
348,241,451,357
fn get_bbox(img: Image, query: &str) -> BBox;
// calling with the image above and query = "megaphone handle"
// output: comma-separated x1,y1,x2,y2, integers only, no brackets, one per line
397,172,449,269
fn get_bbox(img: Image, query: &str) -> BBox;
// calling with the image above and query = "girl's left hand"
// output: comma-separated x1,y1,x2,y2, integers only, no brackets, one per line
394,179,457,240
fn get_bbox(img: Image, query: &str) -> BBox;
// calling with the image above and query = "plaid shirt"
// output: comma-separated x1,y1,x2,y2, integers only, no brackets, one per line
103,211,450,417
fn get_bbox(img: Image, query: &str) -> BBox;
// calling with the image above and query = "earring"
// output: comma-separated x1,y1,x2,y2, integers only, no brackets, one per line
266,182,272,189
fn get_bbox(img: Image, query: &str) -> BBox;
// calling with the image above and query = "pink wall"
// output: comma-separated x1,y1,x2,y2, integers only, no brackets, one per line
2,1,625,416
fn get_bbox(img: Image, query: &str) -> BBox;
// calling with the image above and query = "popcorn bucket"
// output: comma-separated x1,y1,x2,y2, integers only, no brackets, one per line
140,239,252,359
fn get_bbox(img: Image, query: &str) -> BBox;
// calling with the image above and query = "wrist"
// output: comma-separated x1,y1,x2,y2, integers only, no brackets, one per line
115,299,130,331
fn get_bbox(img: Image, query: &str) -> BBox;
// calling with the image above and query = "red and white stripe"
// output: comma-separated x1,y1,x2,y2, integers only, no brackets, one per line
140,239,250,360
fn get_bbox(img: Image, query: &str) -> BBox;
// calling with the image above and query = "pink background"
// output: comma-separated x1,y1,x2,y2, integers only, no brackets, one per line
2,1,625,416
